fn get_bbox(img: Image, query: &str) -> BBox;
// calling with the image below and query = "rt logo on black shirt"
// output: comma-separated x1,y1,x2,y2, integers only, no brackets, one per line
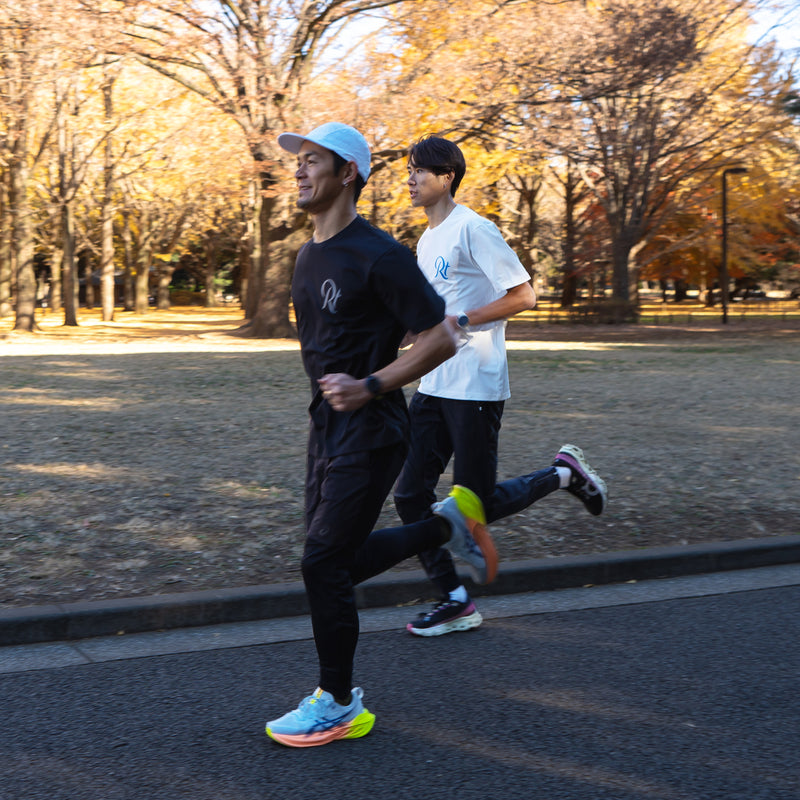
321,279,341,313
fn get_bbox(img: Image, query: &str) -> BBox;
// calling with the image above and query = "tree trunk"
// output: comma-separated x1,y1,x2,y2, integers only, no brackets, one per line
204,233,218,307
156,264,174,310
629,265,640,306
84,253,95,310
628,240,646,305
240,171,295,338
135,264,150,313
122,209,134,311
100,71,116,322
49,208,63,314
100,213,115,319
135,208,152,314
234,207,253,310
0,180,12,318
56,82,79,327
611,234,632,303
10,120,37,332
560,163,579,308
61,200,79,325
13,246,36,332
248,251,295,337
237,231,250,311
243,176,263,320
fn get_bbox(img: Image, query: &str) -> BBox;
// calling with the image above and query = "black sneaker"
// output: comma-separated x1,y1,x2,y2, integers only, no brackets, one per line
553,443,608,516
406,599,483,637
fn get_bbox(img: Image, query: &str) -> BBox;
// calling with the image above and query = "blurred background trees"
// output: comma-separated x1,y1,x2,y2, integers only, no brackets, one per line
1,0,798,334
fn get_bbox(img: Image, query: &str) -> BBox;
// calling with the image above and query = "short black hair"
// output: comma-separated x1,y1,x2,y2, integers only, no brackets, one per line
407,136,466,197
331,151,366,203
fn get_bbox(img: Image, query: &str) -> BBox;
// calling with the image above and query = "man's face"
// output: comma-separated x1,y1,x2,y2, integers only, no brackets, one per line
407,160,452,208
295,142,343,213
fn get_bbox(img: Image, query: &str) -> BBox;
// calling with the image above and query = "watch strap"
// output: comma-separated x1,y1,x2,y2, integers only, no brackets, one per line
365,374,383,397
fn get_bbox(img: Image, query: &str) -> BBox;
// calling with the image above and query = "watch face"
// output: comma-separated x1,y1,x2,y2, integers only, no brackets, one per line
457,314,469,328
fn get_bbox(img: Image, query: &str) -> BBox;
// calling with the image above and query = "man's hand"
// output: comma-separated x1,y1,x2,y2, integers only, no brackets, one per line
318,317,456,412
444,314,469,348
318,373,372,412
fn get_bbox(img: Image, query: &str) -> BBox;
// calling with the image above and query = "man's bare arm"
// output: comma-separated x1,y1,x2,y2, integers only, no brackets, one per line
459,281,536,328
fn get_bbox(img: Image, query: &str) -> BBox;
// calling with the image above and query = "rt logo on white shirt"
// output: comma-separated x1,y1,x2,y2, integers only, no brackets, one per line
321,279,341,313
434,256,450,279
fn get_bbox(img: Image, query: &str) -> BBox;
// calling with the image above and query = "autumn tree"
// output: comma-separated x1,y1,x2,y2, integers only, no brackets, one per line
99,64,248,313
508,0,793,307
50,71,99,326
368,0,796,311
0,1,61,331
641,107,800,300
94,0,435,338
1,1,133,328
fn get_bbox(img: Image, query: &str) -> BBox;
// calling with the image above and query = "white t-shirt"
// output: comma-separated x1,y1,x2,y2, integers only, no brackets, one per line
416,204,530,401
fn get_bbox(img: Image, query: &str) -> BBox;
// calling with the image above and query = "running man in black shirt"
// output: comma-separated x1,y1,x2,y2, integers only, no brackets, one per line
265,122,498,748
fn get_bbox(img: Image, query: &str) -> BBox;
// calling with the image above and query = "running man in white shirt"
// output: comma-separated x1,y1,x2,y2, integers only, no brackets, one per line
395,135,608,637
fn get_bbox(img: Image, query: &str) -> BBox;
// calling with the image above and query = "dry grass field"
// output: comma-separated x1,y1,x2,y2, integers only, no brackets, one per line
1,307,799,608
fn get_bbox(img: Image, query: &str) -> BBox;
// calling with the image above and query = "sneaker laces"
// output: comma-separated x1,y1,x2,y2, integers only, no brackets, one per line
424,599,459,620
295,690,334,719
295,695,318,719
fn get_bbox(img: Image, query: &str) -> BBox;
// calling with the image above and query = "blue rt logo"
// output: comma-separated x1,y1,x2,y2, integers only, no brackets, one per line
434,256,450,279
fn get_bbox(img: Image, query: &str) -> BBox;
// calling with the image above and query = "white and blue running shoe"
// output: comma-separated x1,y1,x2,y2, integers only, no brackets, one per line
433,485,498,584
266,687,375,748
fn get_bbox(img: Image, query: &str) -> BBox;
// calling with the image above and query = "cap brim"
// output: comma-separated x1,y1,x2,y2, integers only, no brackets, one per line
277,133,307,154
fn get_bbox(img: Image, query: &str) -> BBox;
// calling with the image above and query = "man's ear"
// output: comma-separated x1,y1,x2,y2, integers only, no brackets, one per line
342,160,359,186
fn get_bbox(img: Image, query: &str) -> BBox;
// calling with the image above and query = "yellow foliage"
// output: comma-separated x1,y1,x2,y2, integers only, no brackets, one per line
4,0,798,297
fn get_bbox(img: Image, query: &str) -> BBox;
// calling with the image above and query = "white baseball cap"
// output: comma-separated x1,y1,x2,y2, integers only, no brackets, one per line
278,122,371,182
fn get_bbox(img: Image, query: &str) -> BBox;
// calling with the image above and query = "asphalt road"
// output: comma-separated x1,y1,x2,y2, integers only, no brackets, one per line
2,567,799,800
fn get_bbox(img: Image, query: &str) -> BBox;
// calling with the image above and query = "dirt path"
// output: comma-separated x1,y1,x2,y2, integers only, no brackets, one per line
2,309,799,608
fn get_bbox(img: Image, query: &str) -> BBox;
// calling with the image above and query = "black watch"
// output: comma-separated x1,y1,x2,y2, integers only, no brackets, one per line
456,312,470,329
365,374,383,397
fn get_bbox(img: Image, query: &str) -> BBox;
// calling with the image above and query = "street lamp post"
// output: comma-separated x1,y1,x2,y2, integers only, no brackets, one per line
720,166,748,324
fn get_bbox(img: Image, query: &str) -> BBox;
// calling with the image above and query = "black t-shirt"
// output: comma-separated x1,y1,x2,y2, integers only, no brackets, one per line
291,216,446,457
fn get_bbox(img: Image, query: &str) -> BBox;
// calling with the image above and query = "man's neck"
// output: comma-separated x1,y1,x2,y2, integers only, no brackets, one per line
312,206,358,243
424,196,457,229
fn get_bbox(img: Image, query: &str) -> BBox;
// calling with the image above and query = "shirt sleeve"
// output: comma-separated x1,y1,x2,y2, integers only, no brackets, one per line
467,219,531,292
371,242,446,334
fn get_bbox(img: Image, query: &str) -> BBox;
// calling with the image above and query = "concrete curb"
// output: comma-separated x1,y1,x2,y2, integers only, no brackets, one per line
2,535,799,646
